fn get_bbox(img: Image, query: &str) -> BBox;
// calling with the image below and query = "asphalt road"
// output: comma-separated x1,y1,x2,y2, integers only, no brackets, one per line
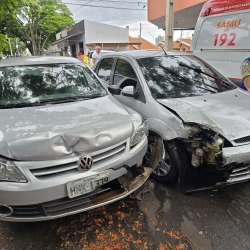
0,168,250,250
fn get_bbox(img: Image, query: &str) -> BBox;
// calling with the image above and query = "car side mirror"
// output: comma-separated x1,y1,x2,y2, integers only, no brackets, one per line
108,85,121,95
122,86,137,97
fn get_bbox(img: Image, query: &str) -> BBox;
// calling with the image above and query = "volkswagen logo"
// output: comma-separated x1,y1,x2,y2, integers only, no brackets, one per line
77,155,93,172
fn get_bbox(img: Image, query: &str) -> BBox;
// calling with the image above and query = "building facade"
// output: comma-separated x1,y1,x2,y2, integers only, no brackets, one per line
148,0,206,29
129,37,160,50
52,20,136,57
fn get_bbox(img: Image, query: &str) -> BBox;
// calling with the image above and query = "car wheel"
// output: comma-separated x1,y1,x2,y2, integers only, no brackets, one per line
144,137,180,183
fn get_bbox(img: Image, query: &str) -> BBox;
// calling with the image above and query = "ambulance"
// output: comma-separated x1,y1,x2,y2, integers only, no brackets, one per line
190,0,250,86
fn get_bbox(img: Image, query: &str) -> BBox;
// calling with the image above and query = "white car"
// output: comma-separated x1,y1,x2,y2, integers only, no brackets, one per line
0,56,162,222
88,50,114,67
94,50,250,187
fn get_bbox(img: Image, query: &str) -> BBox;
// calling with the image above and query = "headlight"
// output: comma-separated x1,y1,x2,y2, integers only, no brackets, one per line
130,120,148,147
0,158,27,183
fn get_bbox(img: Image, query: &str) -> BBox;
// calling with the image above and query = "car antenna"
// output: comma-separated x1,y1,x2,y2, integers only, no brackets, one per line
158,45,168,56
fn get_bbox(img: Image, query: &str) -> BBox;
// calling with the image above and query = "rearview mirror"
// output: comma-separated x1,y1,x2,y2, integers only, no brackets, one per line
108,85,121,95
122,86,136,97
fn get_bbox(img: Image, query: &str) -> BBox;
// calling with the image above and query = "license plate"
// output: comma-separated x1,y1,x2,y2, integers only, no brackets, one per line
66,171,110,199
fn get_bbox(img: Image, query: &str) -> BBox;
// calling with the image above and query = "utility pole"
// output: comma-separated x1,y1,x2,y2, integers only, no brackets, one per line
16,38,20,56
180,29,183,51
139,23,142,50
164,0,174,50
7,37,13,57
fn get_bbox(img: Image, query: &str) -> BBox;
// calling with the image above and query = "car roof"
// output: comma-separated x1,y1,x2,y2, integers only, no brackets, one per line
101,50,114,53
89,50,114,53
101,50,188,59
0,56,81,68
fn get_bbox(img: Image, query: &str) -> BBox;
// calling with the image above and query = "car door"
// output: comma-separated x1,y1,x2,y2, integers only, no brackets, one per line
111,58,146,114
95,57,114,85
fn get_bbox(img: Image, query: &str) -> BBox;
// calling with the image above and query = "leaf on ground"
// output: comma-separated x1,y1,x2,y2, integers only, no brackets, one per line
133,239,142,244
197,213,202,219
176,243,187,250
167,230,181,239
56,226,63,233
113,243,121,249
97,234,105,241
111,233,118,241
159,243,166,250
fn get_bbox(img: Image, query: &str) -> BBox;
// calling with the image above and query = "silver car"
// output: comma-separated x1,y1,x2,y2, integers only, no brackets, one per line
0,56,159,222
94,50,250,186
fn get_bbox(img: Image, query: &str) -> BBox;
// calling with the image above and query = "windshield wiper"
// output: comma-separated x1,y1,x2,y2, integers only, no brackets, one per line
0,94,106,109
0,96,89,109
32,94,105,104
0,102,46,109
39,96,89,104
178,62,233,90
195,85,217,94
84,93,106,99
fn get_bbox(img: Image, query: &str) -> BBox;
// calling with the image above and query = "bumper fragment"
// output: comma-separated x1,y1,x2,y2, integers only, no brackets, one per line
223,144,250,165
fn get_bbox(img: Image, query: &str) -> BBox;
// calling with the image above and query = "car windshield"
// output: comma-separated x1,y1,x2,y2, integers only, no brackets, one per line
137,55,236,99
0,63,106,106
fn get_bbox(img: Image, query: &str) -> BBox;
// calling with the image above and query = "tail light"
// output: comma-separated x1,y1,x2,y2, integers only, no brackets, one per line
201,8,211,17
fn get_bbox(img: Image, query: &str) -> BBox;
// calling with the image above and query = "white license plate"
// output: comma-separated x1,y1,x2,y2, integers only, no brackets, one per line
66,171,110,199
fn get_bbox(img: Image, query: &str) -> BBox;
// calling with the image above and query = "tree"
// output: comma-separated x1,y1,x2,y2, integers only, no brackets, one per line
0,0,17,19
4,37,27,55
0,34,8,52
3,0,74,55
0,0,18,52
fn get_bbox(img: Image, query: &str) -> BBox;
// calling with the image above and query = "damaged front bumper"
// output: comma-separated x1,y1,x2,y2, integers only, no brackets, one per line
0,137,164,222
222,145,250,183
223,144,250,165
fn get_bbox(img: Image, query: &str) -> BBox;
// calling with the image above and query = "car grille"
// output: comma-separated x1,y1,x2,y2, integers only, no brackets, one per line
30,143,126,180
234,136,250,144
227,165,250,183
7,188,112,219
11,204,45,218
42,188,110,216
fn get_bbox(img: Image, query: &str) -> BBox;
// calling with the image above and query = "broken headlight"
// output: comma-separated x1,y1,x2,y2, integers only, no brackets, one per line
130,120,148,147
0,158,27,183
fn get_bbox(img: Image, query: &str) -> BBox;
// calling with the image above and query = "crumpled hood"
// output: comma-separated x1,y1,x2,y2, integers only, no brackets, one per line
158,89,250,141
0,96,140,161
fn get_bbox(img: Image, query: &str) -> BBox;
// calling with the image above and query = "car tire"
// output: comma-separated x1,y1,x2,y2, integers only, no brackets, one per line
144,137,181,183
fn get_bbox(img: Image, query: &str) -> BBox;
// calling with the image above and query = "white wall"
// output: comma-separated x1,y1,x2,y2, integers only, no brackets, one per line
87,45,129,52
56,29,67,40
84,20,129,45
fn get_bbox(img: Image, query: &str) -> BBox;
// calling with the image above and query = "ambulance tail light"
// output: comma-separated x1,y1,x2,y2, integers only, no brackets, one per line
201,7,211,17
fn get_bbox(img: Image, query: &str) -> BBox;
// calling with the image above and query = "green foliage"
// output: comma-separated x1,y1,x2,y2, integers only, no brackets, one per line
2,0,74,55
4,37,27,54
0,0,18,52
0,0,18,21
0,34,8,52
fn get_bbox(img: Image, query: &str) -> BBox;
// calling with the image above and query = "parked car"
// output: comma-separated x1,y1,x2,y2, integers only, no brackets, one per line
94,50,250,185
87,50,114,67
0,56,161,222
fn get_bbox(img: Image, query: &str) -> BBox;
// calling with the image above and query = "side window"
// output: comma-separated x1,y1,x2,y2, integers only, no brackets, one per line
114,59,138,88
97,58,114,80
